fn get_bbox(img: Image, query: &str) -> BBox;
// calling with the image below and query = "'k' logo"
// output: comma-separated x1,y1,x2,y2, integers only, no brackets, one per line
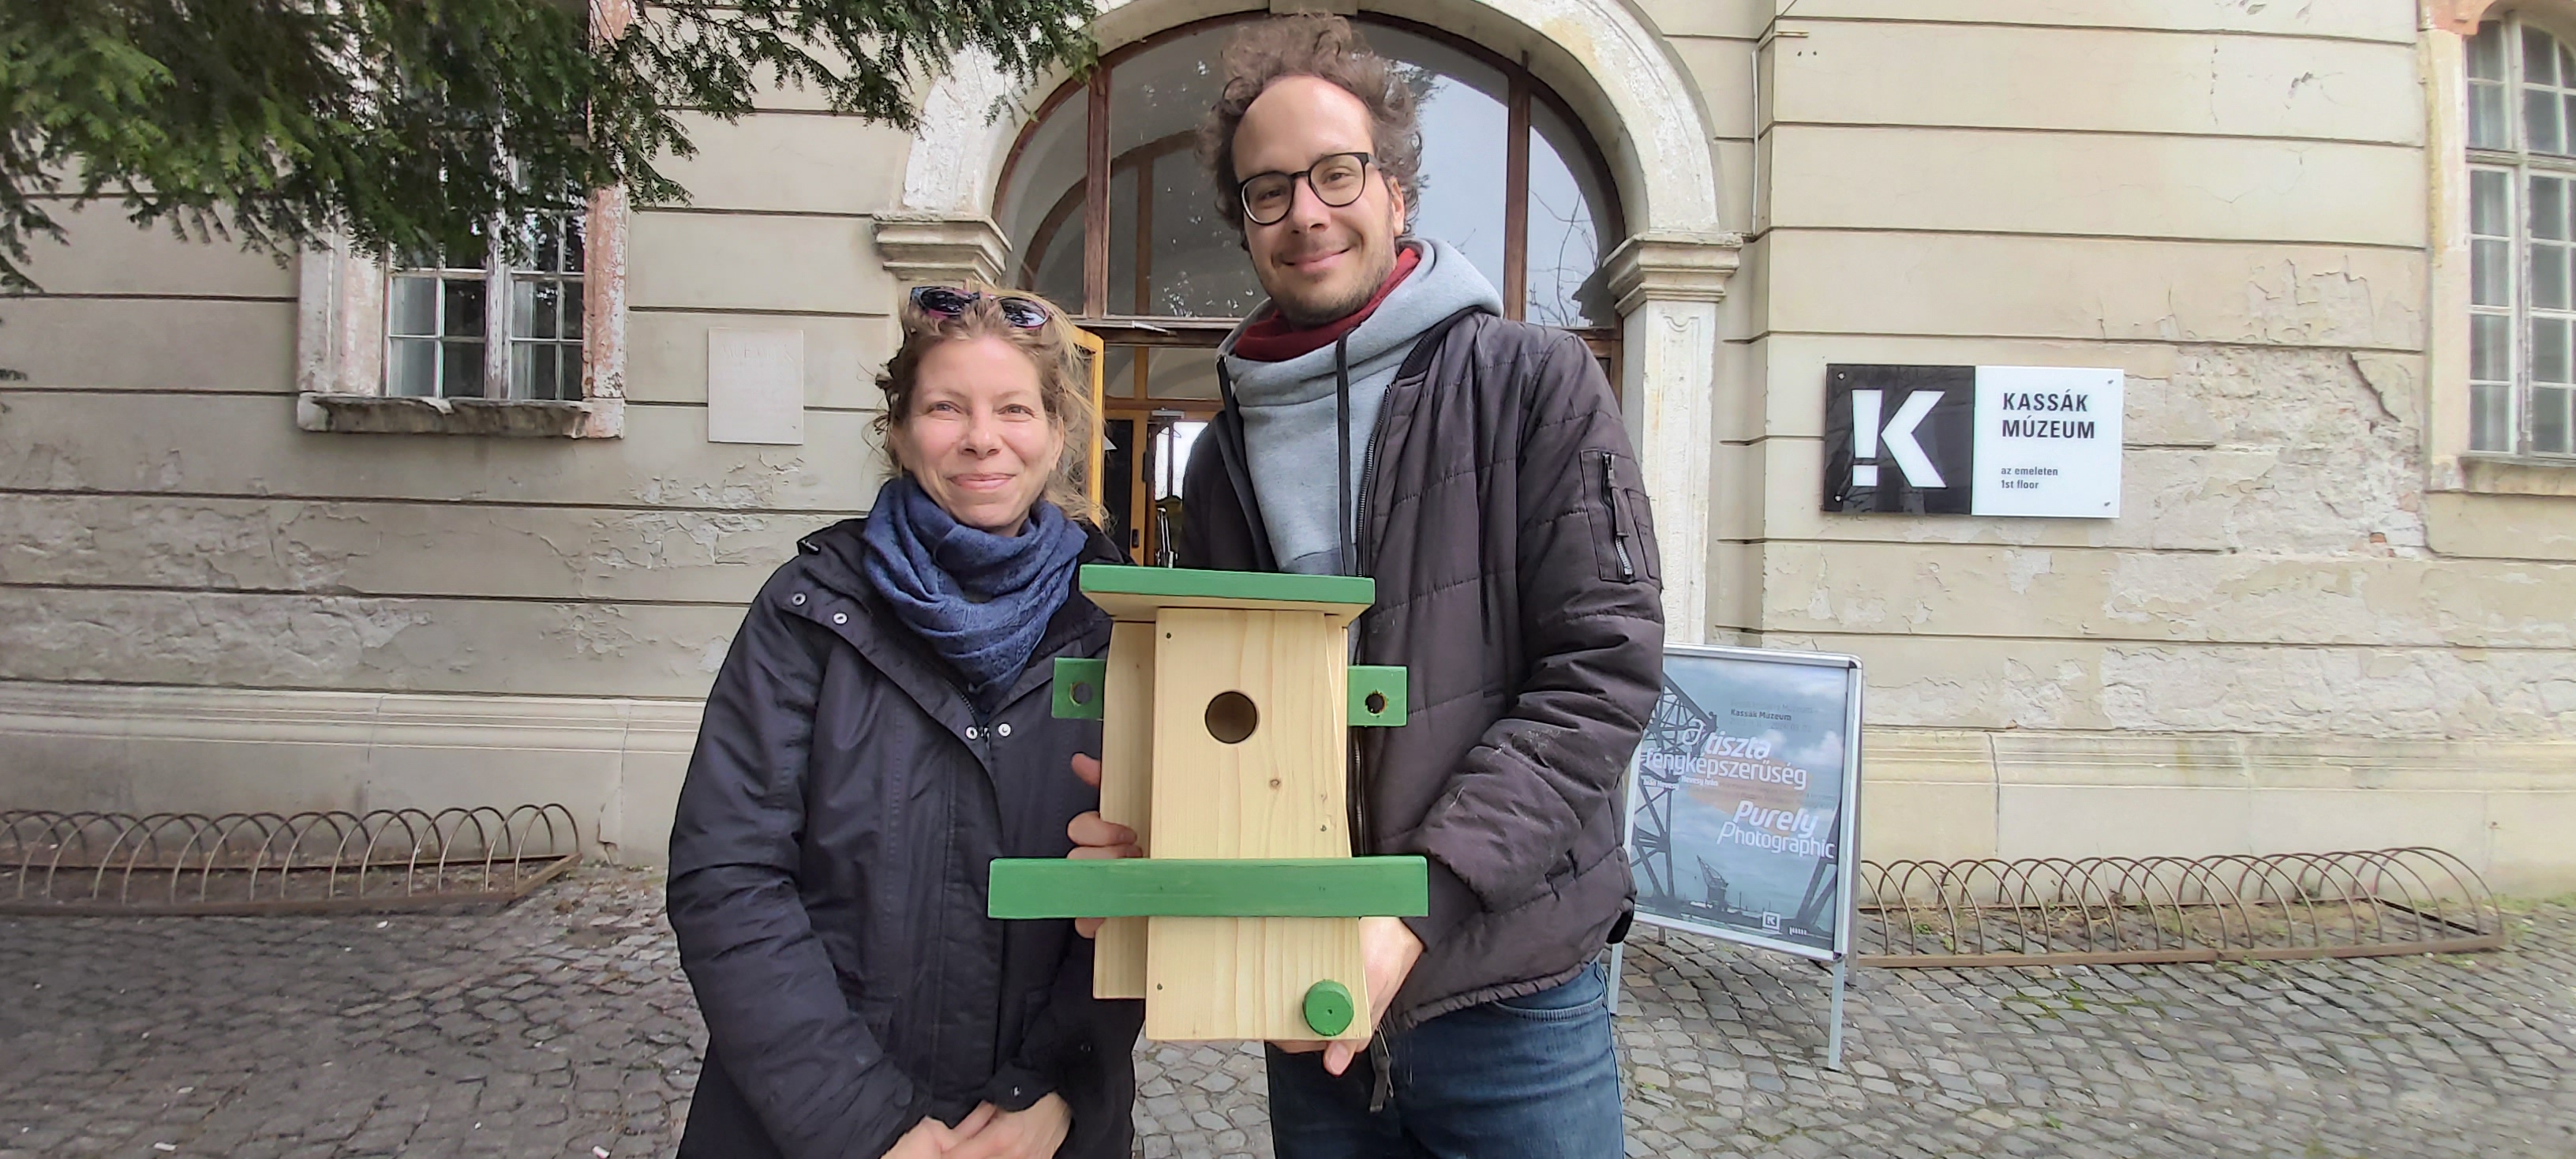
1822,365,1975,514
1848,389,1945,489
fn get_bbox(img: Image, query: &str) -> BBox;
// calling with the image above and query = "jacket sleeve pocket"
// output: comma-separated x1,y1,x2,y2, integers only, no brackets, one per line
1585,449,1660,585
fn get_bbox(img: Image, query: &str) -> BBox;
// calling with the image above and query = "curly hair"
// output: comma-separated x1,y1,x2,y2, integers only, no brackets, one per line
1197,14,1423,235
873,283,1104,526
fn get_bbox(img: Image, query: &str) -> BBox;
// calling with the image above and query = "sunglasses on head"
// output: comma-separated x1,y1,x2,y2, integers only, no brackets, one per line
910,286,1051,330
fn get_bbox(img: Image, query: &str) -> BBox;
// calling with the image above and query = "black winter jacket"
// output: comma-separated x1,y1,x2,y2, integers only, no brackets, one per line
1184,310,1665,1027
667,517,1140,1159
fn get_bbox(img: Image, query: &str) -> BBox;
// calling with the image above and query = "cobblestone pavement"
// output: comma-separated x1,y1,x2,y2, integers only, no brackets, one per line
2,869,2569,1158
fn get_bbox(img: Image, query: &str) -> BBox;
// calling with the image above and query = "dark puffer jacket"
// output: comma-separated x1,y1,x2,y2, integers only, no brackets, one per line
1183,309,1665,1027
667,517,1140,1159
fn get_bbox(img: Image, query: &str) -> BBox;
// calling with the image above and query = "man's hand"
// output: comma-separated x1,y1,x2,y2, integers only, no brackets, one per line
1065,754,1140,938
881,1108,986,1159
943,1093,1071,1159
1271,916,1424,1075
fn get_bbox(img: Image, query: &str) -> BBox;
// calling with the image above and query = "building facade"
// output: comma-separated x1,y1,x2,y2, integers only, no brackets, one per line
4,0,2570,889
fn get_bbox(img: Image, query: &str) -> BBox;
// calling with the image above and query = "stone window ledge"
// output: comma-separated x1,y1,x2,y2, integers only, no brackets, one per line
295,392,624,438
2439,453,2576,497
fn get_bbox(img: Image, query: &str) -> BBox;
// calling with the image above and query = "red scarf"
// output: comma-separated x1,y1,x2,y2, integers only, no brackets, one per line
1228,246,1421,363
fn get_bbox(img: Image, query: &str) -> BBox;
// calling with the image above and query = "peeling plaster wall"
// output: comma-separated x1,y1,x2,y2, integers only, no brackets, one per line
1732,1,2576,883
1743,9,2559,735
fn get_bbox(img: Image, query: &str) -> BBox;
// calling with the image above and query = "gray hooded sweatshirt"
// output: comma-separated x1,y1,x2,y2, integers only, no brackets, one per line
1216,238,1505,575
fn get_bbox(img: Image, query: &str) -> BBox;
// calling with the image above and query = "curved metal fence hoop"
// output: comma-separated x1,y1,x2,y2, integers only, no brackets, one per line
418,809,464,898
88,813,155,903
506,808,541,887
2173,855,2258,952
2286,850,2372,949
2275,852,2331,949
2409,848,2481,933
2,814,27,901
431,809,470,892
197,814,280,904
1948,860,1999,955
2352,848,2438,940
2092,858,2159,952
376,810,439,898
1964,859,2020,954
2380,846,2501,940
2003,859,2051,955
2058,859,2120,955
24,812,92,901
466,807,509,894
1873,861,1920,955
1861,861,1938,955
330,812,371,899
172,816,228,905
0,805,582,916
1853,849,2507,968
125,814,206,905
272,812,339,891
2350,849,2433,939
1896,861,1940,955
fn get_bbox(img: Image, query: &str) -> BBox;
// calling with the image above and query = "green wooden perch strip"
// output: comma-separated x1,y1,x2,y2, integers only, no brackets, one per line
988,857,1430,919
1056,658,1405,725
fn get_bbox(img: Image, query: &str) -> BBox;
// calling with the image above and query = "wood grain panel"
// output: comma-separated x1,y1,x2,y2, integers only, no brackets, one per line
1143,608,1366,1041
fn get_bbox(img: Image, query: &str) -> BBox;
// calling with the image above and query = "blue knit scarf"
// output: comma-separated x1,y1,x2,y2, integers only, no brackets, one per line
860,476,1088,708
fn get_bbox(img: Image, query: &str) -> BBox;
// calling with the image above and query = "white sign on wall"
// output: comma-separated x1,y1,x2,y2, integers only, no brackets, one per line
1969,366,2122,518
706,329,807,445
1822,364,2124,519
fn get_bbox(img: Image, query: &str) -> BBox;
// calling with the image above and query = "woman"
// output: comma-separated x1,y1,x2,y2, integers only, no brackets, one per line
667,284,1139,1159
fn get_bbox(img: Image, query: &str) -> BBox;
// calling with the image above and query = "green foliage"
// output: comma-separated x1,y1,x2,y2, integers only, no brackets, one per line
0,0,1099,292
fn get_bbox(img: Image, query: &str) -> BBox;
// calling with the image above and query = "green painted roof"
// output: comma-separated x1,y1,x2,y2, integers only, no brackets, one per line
1078,564,1375,607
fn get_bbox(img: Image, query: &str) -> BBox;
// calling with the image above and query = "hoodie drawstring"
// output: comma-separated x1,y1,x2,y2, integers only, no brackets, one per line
1334,334,1353,577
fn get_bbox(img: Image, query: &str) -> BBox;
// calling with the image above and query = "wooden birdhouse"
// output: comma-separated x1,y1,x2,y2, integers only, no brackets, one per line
987,564,1422,1043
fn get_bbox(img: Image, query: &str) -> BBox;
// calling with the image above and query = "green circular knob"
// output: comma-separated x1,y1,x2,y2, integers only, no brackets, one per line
1302,980,1356,1037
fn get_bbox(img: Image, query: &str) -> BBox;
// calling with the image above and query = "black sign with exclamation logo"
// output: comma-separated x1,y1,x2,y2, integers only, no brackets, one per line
1821,365,1977,514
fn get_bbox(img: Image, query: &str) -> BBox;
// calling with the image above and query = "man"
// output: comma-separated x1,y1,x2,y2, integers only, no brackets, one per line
1071,13,1665,1157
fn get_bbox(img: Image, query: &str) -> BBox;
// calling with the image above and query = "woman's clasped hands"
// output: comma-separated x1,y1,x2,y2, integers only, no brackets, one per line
883,1093,1071,1159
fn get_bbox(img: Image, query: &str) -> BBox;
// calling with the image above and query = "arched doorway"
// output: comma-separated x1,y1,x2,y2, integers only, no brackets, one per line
994,13,1627,563
883,0,1732,636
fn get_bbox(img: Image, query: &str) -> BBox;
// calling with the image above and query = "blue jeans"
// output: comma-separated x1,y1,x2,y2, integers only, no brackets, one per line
1266,959,1623,1159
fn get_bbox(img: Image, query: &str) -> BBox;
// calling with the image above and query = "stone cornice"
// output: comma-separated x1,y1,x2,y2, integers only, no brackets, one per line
874,212,1011,287
1603,230,1744,317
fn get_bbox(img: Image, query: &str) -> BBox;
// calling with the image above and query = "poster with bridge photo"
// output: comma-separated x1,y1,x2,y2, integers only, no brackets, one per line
1623,645,1865,962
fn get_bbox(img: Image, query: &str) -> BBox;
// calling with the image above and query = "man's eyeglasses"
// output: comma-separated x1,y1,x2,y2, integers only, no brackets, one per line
909,285,1052,330
1237,152,1376,227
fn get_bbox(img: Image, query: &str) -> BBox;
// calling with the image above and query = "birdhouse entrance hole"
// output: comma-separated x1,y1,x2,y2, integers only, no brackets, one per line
1204,691,1259,745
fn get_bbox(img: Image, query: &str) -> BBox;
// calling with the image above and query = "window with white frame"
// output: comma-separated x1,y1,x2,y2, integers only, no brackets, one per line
2466,16,2576,457
385,214,586,401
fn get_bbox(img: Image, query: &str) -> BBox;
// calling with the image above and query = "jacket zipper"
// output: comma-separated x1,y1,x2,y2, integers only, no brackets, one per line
1602,453,1636,582
1347,342,1394,860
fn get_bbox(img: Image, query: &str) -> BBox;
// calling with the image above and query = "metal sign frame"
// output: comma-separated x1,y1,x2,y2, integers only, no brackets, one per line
1612,643,1865,1068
